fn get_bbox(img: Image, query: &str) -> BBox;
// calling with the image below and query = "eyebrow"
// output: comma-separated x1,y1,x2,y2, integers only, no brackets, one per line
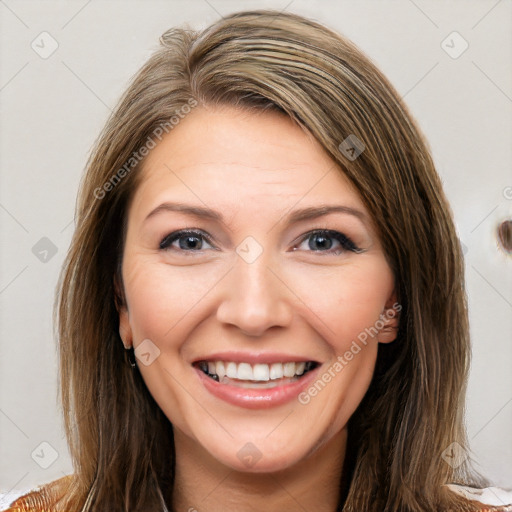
144,202,367,226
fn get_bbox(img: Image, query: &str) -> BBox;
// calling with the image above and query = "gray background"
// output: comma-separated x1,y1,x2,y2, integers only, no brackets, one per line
1,0,511,497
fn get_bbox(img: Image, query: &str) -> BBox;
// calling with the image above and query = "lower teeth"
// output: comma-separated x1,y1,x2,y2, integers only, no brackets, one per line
202,371,310,388
217,375,299,388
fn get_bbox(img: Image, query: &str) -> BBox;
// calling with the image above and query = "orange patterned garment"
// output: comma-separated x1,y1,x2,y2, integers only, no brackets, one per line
4,476,73,512
3,475,512,511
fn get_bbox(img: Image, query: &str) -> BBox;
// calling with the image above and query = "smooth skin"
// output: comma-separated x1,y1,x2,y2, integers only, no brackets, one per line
117,105,398,512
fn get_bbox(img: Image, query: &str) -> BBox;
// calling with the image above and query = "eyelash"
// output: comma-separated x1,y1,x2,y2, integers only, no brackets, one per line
159,229,362,255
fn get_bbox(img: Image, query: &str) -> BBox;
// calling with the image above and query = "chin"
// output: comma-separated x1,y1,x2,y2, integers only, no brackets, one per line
202,431,320,475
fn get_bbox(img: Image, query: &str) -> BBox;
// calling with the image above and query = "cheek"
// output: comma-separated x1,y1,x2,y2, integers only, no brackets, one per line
122,259,203,431
123,257,214,343
290,259,394,353
125,267,173,341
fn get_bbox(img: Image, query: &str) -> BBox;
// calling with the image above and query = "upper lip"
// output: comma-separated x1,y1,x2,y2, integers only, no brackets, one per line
192,352,319,365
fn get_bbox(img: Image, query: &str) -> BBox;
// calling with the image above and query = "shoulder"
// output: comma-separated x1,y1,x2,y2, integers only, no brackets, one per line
4,478,512,511
1,475,74,512
446,483,512,511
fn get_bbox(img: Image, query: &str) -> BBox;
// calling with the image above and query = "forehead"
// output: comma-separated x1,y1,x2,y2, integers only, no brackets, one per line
130,105,365,214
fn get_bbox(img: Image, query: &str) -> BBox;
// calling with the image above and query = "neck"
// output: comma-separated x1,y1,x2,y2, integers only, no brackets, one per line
172,427,348,512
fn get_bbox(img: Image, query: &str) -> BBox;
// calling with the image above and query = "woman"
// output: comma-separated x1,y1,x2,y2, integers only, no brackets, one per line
5,9,512,512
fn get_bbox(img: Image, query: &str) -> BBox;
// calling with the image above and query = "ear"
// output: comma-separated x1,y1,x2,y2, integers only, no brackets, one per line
377,290,401,344
114,273,132,349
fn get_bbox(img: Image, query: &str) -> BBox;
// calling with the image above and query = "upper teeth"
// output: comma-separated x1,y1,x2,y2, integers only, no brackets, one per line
200,361,311,381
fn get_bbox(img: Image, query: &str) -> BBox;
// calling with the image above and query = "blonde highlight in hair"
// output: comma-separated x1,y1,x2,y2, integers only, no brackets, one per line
55,10,489,511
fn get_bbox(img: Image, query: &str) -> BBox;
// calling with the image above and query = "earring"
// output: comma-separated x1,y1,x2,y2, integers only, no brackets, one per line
126,347,137,368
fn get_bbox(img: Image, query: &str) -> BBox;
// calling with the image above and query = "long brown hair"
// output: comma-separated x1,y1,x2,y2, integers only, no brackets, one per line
55,9,489,511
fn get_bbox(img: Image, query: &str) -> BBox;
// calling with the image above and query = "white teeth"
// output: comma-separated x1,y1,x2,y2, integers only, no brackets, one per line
201,361,313,382
215,361,226,379
283,362,296,377
237,363,253,380
295,362,306,376
270,363,284,380
253,364,270,381
226,362,238,378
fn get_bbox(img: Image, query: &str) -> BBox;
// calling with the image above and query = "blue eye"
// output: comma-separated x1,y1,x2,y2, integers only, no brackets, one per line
159,229,362,255
159,230,214,252
294,230,362,254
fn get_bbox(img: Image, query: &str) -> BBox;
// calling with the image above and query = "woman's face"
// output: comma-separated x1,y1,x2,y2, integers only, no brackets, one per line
118,105,397,473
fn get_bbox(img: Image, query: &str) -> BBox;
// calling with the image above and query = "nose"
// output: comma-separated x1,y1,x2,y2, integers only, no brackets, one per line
216,252,293,337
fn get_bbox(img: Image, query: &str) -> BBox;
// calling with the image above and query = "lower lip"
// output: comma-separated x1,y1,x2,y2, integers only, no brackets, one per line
194,365,320,409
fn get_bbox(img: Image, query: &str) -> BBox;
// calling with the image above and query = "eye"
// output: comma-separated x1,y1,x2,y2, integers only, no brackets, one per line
293,229,362,254
159,229,215,252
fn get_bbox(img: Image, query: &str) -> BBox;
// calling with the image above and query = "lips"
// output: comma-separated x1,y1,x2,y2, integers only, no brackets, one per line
192,353,320,409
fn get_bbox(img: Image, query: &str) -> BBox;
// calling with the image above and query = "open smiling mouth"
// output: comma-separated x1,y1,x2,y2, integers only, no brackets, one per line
195,360,319,389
